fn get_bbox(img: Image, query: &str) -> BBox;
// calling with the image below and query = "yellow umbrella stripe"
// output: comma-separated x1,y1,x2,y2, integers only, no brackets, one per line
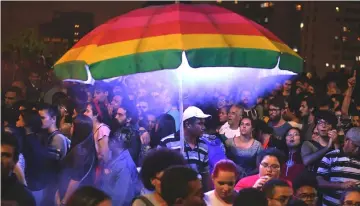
56,33,300,66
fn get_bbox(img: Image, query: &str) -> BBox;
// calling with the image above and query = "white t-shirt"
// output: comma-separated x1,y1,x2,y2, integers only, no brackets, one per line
219,122,240,139
204,190,232,206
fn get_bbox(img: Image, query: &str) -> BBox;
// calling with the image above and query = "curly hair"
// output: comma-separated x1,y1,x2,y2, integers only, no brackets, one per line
140,148,186,190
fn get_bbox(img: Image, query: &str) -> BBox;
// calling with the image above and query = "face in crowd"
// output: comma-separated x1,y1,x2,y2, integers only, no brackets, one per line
185,118,206,138
285,128,301,149
295,185,318,206
218,107,228,124
228,105,243,127
259,155,281,180
269,104,282,122
240,118,253,137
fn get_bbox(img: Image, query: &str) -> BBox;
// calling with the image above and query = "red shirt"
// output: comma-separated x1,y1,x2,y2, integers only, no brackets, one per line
234,174,292,192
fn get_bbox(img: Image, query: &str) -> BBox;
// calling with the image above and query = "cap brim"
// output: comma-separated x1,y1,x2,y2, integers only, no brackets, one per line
196,114,212,119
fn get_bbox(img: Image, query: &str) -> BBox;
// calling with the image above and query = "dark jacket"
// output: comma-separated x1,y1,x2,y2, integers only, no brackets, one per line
1,173,36,206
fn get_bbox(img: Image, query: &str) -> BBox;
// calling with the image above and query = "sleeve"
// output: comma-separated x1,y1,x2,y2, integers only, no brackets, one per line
51,134,68,159
316,154,332,180
97,126,110,142
128,133,141,166
234,178,249,192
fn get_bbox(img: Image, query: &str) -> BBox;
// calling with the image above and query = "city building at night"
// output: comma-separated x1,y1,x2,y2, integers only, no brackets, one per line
301,2,360,77
39,11,94,57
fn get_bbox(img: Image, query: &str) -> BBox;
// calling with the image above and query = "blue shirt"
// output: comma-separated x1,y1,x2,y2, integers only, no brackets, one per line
99,150,142,206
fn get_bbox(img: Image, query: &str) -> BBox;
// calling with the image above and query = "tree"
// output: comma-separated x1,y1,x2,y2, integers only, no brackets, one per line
2,28,45,61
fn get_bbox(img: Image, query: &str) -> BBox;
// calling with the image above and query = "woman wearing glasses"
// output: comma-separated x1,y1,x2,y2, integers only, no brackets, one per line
301,111,339,173
234,148,291,191
281,127,305,182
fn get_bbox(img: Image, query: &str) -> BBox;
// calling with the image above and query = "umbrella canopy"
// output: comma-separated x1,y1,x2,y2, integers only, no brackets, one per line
54,3,303,81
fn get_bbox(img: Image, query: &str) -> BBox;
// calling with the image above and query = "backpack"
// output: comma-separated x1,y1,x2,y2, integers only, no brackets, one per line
201,134,227,174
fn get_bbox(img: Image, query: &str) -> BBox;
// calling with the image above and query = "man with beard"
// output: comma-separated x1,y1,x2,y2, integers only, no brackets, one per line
301,110,338,172
299,96,317,141
268,97,292,140
240,90,261,120
112,104,142,166
219,104,243,139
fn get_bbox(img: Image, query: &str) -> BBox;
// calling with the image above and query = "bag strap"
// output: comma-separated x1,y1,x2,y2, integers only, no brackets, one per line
132,195,155,206
47,130,62,145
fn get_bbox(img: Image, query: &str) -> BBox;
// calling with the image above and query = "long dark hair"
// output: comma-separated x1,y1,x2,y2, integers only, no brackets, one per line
151,114,176,148
20,109,42,134
71,114,93,148
85,102,103,123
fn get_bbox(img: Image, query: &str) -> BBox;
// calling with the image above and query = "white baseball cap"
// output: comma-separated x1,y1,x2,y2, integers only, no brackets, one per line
183,106,211,122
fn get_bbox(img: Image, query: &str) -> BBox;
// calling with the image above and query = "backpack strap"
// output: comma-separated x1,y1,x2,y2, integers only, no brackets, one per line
132,196,155,206
47,130,62,146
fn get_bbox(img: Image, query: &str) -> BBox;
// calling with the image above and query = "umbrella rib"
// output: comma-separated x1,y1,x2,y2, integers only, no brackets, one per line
191,4,233,63
134,5,169,73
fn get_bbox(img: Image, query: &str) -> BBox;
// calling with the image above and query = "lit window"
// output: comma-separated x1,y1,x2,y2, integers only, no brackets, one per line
342,36,347,42
74,32,79,36
300,22,304,29
357,37,360,41
269,2,274,6
325,63,329,67
356,56,359,61
216,0,221,3
332,64,335,69
74,39,79,42
343,26,347,32
74,24,80,28
264,17,269,23
261,2,269,8
336,7,340,12
293,47,298,52
234,0,238,4
296,4,302,11
335,36,339,40
340,64,345,68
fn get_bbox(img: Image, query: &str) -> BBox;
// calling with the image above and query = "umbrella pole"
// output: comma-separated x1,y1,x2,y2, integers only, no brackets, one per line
178,68,185,154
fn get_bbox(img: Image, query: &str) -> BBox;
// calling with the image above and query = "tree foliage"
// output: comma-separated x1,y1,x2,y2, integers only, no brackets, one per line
2,28,45,60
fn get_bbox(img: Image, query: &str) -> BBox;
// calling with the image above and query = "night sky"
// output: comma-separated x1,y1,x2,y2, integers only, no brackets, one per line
1,1,147,42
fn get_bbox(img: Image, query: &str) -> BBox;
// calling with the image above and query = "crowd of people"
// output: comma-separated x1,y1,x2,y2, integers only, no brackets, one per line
1,57,360,206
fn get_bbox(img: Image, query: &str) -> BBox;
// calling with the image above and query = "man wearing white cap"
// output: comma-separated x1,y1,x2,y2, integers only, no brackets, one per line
159,106,212,190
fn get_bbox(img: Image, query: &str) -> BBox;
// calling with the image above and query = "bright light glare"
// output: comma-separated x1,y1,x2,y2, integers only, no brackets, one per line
325,63,329,67
300,23,304,29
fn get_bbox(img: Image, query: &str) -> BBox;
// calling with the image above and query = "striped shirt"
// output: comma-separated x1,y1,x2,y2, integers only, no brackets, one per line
158,132,209,175
317,149,360,206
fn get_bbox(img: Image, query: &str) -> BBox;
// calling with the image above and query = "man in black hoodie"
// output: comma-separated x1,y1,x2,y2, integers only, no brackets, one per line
1,132,36,206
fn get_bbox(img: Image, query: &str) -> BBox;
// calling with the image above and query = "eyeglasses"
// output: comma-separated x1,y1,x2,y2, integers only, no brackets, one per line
317,119,331,127
269,108,281,113
269,196,292,204
286,133,300,137
296,193,317,200
342,201,360,206
260,162,280,170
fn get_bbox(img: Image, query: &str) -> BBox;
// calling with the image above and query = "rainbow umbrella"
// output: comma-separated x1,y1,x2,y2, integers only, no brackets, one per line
54,3,303,81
